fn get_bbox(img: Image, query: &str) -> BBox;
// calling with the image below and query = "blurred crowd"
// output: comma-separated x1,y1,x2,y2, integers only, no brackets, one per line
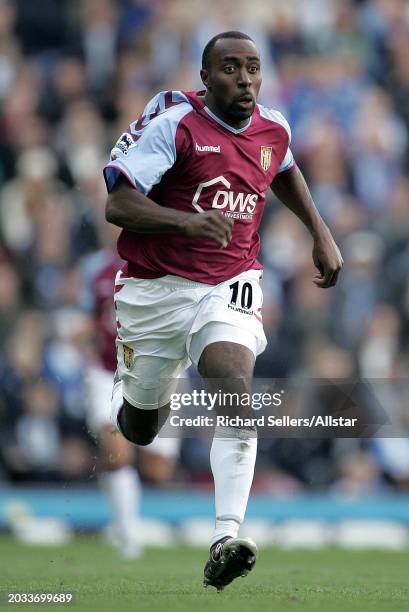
1,0,409,495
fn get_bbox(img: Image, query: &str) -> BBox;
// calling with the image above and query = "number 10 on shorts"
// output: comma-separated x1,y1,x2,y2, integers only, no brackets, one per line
229,281,253,310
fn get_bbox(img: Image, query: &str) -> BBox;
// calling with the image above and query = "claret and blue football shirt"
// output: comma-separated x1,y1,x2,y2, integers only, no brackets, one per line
104,90,294,284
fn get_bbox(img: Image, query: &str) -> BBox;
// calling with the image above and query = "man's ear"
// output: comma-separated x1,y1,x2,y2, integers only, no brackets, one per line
200,68,210,90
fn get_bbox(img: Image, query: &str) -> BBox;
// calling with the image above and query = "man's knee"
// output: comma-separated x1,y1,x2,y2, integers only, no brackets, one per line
118,399,159,446
128,428,157,447
198,342,255,381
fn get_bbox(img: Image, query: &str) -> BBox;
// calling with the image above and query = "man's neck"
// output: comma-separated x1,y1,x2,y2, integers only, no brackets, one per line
202,93,250,130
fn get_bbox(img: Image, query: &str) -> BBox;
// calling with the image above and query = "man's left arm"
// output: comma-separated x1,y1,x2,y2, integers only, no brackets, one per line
271,164,343,288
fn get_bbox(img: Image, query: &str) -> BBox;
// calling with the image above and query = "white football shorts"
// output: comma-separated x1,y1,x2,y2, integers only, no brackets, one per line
113,268,267,411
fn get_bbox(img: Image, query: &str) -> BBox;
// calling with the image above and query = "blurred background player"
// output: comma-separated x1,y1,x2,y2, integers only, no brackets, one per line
81,225,180,559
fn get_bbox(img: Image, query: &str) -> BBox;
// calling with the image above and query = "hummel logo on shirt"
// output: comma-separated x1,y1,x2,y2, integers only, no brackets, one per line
195,143,221,153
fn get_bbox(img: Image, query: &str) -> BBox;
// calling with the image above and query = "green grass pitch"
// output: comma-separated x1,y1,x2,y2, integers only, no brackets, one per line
1,534,409,611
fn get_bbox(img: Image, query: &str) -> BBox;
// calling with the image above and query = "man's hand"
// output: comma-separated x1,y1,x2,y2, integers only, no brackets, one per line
271,166,343,287
105,176,234,245
183,210,234,248
312,228,343,288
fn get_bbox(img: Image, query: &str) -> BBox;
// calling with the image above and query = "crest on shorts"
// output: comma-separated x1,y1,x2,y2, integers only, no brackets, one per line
123,345,134,369
260,146,272,171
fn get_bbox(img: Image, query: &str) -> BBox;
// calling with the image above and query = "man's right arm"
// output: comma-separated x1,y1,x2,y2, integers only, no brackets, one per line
105,175,233,248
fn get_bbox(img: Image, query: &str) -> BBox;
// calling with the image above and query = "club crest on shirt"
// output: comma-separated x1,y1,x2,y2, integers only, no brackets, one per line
260,146,272,171
123,345,134,369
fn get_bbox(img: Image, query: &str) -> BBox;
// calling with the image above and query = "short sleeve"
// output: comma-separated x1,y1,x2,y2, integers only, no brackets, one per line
278,147,295,173
273,110,295,174
258,105,295,174
103,113,178,195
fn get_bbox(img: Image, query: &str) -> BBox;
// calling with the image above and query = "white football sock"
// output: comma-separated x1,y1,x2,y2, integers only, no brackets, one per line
210,426,257,547
100,465,141,551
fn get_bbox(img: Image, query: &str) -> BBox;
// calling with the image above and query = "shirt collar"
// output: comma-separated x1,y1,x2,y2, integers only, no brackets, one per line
203,106,252,134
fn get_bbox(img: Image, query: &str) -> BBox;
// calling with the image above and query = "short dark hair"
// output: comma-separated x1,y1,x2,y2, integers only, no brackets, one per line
201,31,254,70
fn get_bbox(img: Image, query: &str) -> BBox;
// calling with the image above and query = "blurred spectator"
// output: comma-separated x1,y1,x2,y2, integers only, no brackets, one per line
14,0,69,58
0,148,61,257
0,255,21,345
351,87,407,212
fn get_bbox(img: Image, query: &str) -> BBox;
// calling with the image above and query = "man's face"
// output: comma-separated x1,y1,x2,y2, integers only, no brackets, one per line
201,38,262,126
